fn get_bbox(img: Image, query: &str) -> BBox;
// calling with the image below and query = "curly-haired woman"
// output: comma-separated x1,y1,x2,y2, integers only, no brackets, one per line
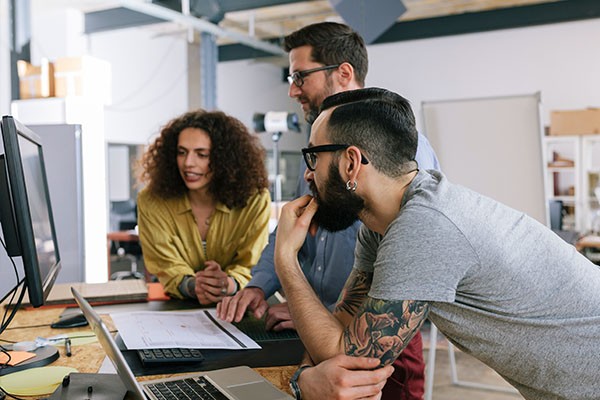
137,110,271,305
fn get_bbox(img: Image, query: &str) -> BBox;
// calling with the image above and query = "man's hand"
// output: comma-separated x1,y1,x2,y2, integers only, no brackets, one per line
265,303,295,331
195,261,233,305
275,195,318,274
298,355,394,400
216,287,268,322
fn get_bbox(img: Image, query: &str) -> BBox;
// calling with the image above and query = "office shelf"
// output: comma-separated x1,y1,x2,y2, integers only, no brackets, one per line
543,135,600,233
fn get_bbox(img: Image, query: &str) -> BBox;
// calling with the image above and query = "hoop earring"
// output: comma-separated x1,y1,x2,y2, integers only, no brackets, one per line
345,180,357,191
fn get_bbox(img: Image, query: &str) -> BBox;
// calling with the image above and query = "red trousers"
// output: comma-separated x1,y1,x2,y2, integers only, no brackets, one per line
381,331,425,400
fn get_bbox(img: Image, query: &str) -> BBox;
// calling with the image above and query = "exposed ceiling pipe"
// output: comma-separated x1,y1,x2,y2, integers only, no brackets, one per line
119,0,285,56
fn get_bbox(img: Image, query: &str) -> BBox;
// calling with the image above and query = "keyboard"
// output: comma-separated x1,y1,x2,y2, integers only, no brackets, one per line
137,348,204,366
146,376,228,400
233,315,299,342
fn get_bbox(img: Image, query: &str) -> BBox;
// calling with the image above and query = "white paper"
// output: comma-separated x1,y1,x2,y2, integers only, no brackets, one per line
110,309,261,350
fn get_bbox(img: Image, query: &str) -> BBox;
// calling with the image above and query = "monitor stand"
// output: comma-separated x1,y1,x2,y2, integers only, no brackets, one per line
0,345,59,376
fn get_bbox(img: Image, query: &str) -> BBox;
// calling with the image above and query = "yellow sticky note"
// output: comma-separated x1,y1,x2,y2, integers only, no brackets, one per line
0,351,36,366
0,366,78,396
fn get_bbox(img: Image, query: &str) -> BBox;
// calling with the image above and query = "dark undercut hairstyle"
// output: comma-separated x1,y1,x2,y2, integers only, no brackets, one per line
283,22,368,87
320,88,418,178
137,110,268,209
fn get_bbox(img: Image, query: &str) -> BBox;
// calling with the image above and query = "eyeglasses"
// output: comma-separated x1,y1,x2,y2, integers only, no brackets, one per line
301,144,369,171
287,64,340,88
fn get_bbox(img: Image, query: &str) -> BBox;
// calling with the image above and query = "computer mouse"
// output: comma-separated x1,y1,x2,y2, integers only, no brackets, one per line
50,312,89,329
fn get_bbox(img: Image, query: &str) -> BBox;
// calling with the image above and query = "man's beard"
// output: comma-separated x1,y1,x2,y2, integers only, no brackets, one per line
309,162,364,232
305,77,335,124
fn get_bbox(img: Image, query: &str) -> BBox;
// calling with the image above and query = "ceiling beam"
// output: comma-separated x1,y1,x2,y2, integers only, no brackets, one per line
156,0,306,14
84,7,164,33
119,0,284,55
219,0,600,62
374,0,600,44
84,0,307,34
85,0,285,56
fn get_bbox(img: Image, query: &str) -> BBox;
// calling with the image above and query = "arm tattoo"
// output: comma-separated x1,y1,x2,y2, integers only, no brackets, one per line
343,297,429,366
334,269,372,316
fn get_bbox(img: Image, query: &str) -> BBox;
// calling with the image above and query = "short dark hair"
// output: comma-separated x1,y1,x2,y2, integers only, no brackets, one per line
138,110,268,208
320,88,418,178
283,22,368,86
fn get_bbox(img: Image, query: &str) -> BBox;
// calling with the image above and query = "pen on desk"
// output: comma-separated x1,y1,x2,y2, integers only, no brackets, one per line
65,338,72,357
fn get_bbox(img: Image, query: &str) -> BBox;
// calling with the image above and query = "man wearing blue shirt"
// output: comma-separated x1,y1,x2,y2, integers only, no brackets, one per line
218,22,440,400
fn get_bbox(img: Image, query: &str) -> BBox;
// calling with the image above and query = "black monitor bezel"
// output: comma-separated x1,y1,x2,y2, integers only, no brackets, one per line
0,115,61,307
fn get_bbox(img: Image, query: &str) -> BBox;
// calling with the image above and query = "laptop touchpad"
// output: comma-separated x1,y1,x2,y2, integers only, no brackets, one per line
227,382,288,400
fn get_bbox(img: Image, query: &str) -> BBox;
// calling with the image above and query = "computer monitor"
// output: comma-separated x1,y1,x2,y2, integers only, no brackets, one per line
0,115,61,308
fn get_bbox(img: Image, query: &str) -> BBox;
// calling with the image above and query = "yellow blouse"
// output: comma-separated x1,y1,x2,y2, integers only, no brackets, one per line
137,188,271,299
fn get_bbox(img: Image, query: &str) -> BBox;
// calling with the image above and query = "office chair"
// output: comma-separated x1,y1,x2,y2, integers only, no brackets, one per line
424,323,518,400
109,199,144,280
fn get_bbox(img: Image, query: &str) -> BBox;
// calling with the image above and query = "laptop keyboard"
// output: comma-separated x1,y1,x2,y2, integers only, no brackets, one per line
147,376,229,400
137,348,204,366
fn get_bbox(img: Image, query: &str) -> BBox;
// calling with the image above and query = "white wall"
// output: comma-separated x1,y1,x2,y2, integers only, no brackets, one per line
367,18,600,134
218,59,306,151
80,24,303,150
89,27,189,145
30,6,87,60
10,8,600,148
81,15,600,150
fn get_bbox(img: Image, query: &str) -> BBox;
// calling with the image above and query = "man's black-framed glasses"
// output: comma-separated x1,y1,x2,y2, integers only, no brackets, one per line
287,64,340,88
302,144,369,171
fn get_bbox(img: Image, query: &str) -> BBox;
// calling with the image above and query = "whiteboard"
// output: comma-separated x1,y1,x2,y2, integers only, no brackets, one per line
422,93,546,224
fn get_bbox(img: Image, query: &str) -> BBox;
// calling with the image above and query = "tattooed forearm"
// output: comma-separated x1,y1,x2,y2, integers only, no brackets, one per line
343,297,429,365
334,269,372,316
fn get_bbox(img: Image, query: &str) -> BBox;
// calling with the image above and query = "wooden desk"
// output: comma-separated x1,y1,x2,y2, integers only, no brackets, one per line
1,306,295,399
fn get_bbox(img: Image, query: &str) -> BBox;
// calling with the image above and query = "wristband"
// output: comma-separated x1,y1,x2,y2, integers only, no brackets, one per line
289,365,311,400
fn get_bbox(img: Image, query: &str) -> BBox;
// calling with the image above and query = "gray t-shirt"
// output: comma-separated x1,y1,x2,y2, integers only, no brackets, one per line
355,170,600,400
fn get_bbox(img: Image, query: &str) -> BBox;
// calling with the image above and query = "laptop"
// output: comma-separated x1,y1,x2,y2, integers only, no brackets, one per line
71,287,292,400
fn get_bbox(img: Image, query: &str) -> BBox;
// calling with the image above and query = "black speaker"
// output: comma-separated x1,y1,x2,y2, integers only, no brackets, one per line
330,0,406,44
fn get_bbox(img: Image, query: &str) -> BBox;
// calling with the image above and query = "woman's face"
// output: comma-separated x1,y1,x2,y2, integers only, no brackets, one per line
176,128,212,192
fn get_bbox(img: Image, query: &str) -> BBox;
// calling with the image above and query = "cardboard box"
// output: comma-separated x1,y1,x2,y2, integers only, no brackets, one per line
550,109,600,135
17,58,55,99
54,55,111,104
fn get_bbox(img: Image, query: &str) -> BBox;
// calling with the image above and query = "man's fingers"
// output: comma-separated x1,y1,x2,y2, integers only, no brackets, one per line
224,295,247,323
337,379,386,400
251,300,269,321
295,197,318,225
290,194,313,209
217,296,235,319
216,299,224,316
334,355,381,371
271,319,295,331
227,291,256,323
264,312,284,331
348,365,394,387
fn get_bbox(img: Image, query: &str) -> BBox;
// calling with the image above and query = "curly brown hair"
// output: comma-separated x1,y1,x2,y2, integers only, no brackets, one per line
138,109,269,209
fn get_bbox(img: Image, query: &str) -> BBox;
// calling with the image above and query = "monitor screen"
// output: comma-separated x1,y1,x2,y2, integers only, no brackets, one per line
0,116,61,307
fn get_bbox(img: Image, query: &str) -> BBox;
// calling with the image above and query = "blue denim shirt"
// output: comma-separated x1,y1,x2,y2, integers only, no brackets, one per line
248,132,441,310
